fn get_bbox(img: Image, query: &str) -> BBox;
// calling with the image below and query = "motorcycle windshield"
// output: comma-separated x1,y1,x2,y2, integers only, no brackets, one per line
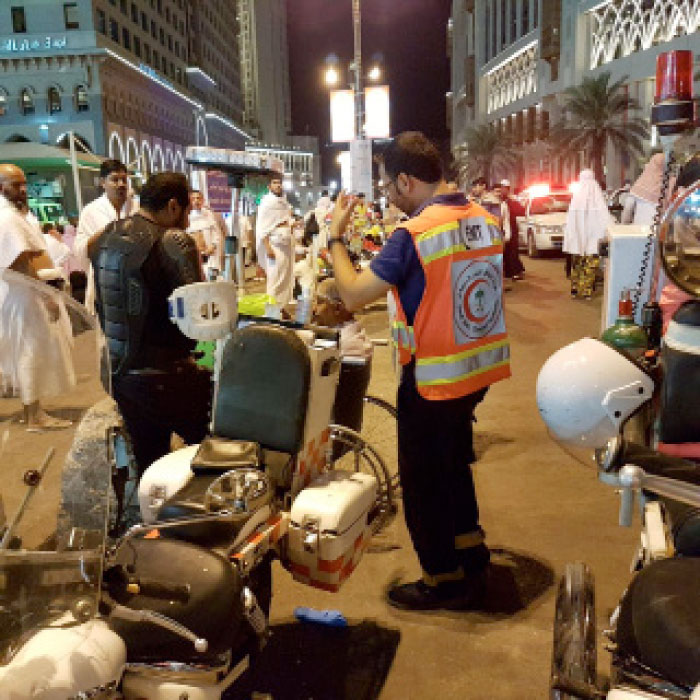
0,270,112,665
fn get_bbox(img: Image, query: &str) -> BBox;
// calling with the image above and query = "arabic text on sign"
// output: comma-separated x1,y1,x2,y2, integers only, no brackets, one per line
1,36,68,52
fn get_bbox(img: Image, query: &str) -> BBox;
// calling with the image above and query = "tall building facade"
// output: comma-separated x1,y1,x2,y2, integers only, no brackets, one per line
237,0,322,205
449,0,700,189
0,0,250,175
237,0,291,145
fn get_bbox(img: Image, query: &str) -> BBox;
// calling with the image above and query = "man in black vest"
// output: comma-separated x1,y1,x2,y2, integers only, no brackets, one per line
89,172,211,474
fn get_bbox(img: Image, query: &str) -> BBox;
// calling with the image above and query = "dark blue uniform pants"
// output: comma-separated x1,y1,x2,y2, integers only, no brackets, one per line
397,365,488,586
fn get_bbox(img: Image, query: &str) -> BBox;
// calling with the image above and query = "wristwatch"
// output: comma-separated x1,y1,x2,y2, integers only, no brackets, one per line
328,237,345,247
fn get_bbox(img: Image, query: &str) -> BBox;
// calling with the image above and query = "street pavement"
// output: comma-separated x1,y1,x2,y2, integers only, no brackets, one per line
230,255,639,700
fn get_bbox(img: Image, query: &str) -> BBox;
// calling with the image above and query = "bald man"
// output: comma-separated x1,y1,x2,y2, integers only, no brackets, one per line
0,164,74,430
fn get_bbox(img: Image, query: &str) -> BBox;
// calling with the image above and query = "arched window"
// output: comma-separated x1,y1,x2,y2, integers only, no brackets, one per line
21,89,34,115
47,86,61,114
75,84,89,112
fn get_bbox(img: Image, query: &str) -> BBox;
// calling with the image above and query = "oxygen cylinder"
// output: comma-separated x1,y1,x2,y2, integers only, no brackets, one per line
602,289,648,360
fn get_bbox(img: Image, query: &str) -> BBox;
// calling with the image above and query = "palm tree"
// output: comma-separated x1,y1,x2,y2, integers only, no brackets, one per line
453,123,518,185
549,71,648,184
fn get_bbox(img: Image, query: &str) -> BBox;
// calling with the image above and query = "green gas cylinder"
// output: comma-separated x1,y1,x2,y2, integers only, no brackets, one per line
601,289,648,359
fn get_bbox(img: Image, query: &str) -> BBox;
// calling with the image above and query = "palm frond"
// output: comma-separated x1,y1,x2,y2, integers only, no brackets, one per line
453,123,519,183
547,71,649,179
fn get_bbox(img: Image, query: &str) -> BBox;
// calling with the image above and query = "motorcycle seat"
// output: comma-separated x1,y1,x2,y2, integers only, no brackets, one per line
616,557,700,689
155,324,312,546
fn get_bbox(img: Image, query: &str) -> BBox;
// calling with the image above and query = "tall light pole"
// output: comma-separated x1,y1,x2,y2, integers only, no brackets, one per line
352,0,363,140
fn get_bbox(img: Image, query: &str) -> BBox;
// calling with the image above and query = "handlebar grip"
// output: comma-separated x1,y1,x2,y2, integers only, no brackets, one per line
619,488,635,528
132,578,191,603
620,441,700,486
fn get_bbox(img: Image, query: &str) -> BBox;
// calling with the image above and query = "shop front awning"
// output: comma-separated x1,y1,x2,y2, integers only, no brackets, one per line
0,143,104,170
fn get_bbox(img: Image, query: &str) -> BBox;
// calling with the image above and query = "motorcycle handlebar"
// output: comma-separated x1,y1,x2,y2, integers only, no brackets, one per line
617,441,700,487
104,565,191,603
132,578,191,603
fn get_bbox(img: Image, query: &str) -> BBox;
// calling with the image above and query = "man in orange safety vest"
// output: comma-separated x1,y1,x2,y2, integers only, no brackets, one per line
327,132,511,611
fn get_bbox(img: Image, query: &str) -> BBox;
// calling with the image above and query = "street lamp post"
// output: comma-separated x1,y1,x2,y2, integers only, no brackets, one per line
352,0,363,141
325,0,383,196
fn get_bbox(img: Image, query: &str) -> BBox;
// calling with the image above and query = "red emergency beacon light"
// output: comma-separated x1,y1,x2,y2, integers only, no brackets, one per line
652,50,695,135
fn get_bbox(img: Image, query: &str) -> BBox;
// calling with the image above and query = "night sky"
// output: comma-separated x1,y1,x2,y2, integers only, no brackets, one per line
286,0,453,183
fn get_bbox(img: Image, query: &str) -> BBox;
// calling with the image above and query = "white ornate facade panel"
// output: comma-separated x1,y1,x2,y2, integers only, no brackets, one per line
487,46,539,114
589,0,700,69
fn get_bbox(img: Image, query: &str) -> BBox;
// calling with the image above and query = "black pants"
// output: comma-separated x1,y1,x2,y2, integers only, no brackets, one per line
503,235,525,278
397,366,488,585
113,363,213,475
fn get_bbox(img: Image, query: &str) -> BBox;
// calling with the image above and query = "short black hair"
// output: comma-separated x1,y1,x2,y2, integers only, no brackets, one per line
321,189,329,196
472,176,487,187
42,222,54,234
377,131,443,184
99,159,127,179
139,172,190,212
190,188,201,194
269,174,283,183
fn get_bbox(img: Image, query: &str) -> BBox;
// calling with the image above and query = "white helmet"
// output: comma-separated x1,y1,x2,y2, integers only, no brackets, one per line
537,338,654,448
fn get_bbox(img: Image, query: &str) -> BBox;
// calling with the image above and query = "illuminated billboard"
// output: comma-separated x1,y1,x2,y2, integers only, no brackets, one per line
330,89,356,143
364,85,391,140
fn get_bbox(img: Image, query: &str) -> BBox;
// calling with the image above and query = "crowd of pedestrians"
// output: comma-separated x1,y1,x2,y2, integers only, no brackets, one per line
469,176,525,289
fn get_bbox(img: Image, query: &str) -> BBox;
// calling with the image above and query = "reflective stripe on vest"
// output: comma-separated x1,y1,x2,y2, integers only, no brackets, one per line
391,320,415,352
414,218,502,264
415,337,510,387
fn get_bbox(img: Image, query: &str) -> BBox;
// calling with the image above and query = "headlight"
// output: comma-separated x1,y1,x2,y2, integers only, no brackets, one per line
595,436,623,473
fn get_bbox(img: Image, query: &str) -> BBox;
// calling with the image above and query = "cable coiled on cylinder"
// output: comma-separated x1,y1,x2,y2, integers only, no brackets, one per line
632,150,676,315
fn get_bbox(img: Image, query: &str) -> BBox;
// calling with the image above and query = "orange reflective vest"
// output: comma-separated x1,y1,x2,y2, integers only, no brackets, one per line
391,201,511,400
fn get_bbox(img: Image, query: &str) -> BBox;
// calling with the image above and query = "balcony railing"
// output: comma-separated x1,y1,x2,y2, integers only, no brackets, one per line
588,0,700,70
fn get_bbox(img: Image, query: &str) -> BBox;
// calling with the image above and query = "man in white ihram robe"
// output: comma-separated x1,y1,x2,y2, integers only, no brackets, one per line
0,164,75,430
75,160,135,313
256,175,295,308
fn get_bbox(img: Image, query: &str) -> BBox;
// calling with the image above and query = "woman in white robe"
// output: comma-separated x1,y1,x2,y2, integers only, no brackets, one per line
256,188,294,308
564,169,613,300
0,192,75,428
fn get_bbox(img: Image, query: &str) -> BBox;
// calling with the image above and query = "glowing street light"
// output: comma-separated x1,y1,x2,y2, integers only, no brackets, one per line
325,65,340,86
368,65,381,82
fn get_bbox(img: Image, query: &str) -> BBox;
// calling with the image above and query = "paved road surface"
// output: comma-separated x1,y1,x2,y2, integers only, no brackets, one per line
230,256,638,700
0,258,638,699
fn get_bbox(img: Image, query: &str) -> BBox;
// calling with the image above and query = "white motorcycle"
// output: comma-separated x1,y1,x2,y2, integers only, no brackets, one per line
0,272,393,698
537,183,700,699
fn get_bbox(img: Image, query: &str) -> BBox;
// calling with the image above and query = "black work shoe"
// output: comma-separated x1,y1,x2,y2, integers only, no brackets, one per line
386,576,485,611
461,543,491,573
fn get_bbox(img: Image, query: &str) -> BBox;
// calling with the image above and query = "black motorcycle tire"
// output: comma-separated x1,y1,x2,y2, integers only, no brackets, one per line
550,562,597,699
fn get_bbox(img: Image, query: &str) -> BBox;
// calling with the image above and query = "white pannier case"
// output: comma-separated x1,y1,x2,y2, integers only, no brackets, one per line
286,470,377,592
